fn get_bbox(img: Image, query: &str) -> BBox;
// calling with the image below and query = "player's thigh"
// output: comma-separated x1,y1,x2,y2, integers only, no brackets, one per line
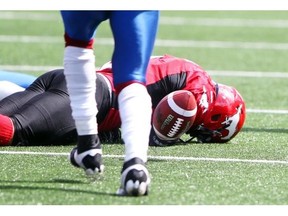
110,11,159,84
110,11,158,55
60,11,109,41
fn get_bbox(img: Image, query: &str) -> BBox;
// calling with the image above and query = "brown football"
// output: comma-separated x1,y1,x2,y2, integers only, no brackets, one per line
152,90,197,141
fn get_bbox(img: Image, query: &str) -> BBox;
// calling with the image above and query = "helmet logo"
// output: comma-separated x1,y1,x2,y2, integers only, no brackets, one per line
221,104,242,140
199,86,209,113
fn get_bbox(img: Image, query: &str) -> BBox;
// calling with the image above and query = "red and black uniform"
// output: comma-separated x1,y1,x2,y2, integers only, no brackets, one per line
146,55,216,129
0,69,112,146
0,55,217,146
99,55,217,132
99,54,217,145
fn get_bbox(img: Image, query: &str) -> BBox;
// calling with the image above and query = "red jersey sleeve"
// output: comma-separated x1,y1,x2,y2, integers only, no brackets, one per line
96,66,121,132
146,55,217,128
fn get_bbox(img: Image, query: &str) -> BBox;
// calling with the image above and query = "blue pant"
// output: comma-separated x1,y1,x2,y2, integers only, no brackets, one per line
61,11,159,89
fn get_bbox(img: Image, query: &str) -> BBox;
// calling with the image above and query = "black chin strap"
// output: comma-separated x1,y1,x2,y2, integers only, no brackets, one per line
183,125,222,143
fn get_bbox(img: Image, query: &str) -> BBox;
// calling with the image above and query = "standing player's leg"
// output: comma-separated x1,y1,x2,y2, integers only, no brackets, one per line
110,11,159,196
60,11,107,175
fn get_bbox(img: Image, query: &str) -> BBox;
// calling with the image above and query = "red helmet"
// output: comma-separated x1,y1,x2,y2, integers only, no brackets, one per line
189,83,246,143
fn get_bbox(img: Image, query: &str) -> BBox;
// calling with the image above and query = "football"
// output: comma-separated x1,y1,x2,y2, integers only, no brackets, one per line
152,90,197,141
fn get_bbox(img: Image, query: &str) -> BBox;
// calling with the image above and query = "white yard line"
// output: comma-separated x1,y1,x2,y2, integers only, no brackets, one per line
160,17,288,28
0,150,287,165
0,12,59,20
208,71,288,78
0,65,60,72
155,39,288,50
246,109,288,114
1,11,288,29
1,35,288,50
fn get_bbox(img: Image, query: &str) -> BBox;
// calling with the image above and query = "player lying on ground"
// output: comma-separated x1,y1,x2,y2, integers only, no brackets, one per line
0,54,246,147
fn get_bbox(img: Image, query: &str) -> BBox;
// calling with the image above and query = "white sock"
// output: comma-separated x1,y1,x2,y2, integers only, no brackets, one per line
118,83,152,163
63,46,98,135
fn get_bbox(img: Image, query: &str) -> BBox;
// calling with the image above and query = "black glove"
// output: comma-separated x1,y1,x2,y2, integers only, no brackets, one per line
149,127,178,147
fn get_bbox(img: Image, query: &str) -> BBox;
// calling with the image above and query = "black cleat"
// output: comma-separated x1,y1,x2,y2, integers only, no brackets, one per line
117,157,150,196
69,135,104,175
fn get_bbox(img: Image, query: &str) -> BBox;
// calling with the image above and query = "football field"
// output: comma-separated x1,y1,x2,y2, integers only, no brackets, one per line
0,10,288,209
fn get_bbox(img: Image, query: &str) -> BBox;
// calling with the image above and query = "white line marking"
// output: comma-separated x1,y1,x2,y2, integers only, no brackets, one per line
247,109,288,114
208,70,288,78
155,39,288,50
160,17,288,28
150,155,288,165
0,12,59,20
0,35,61,43
1,12,288,29
1,35,288,50
0,151,287,165
0,65,60,72
0,151,69,156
